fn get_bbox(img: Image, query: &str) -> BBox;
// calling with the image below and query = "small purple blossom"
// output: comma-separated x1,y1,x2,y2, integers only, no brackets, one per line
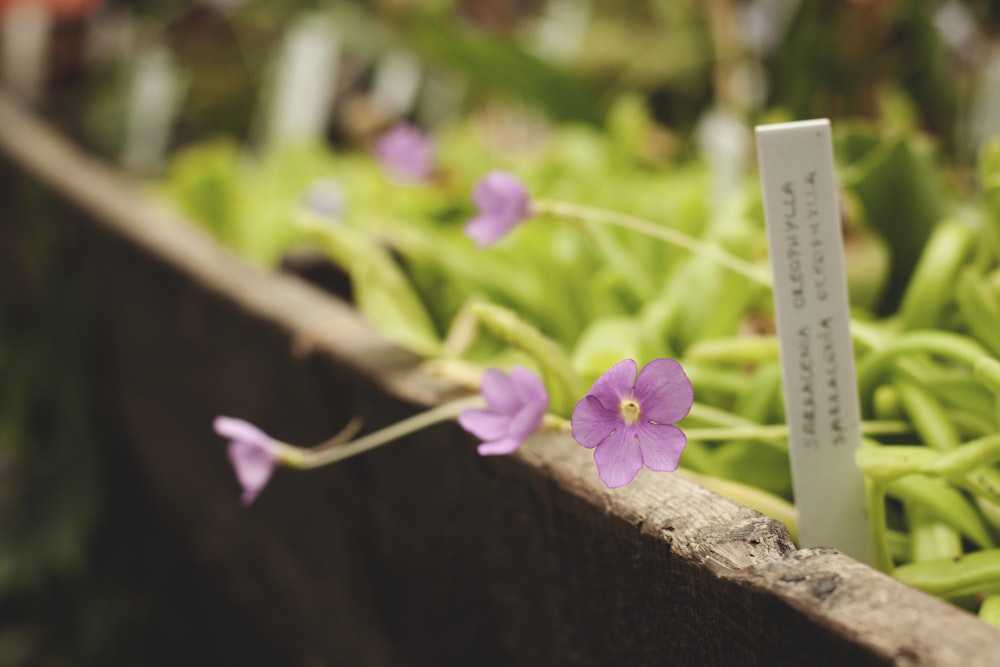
458,366,549,456
302,178,345,221
464,170,532,248
571,358,693,488
375,123,435,184
214,416,277,505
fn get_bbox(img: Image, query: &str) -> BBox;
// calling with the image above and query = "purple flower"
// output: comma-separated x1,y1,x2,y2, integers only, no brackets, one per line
464,170,532,248
571,359,693,488
214,416,277,505
375,123,435,184
458,366,549,456
302,178,345,221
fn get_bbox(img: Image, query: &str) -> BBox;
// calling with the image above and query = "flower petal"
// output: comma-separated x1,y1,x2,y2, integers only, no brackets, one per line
508,366,549,409
466,171,531,248
458,408,509,441
228,440,275,505
480,367,521,415
507,399,547,440
634,358,694,424
587,358,637,410
635,422,687,472
474,171,529,217
376,123,434,184
465,213,514,249
477,437,522,456
593,428,643,488
214,416,272,449
571,394,619,449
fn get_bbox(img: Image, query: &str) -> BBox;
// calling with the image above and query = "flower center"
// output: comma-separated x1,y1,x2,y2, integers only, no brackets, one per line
619,398,641,425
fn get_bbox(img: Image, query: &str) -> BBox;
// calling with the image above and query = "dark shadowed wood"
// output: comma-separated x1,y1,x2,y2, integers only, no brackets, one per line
2,91,999,665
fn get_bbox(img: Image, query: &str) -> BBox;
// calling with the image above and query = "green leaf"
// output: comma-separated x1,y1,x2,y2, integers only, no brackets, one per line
471,302,584,417
838,130,948,314
298,217,441,357
897,220,975,331
571,317,645,384
887,475,993,549
957,270,1000,359
856,446,938,482
158,139,243,246
895,549,1000,598
407,16,602,125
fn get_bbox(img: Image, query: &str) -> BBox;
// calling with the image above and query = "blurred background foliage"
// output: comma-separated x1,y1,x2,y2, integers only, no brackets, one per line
73,0,1000,162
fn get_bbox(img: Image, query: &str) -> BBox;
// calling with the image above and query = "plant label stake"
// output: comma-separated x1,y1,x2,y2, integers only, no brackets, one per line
531,0,592,63
266,16,340,145
755,119,872,564
371,49,422,120
121,45,184,174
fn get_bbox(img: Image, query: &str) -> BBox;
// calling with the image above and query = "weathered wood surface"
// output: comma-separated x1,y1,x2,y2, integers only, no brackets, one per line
2,92,999,665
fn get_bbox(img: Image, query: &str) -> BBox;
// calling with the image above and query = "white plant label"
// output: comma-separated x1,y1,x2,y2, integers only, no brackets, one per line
755,119,872,564
267,16,340,145
371,49,422,119
121,45,183,174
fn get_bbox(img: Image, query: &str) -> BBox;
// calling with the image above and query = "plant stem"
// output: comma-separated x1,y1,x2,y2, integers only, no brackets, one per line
283,395,486,469
866,476,894,573
685,419,912,442
533,199,890,352
533,199,773,287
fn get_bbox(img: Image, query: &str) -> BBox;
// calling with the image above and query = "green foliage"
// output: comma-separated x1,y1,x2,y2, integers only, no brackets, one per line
837,126,949,314
406,14,602,126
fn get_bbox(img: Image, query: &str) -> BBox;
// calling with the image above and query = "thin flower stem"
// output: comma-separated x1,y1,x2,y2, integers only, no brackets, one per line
532,199,891,352
533,199,773,287
685,420,912,442
313,416,364,451
281,395,486,469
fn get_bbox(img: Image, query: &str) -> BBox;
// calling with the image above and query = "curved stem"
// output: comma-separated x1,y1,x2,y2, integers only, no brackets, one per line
285,395,486,469
533,199,773,287
533,199,891,353
857,331,991,407
685,419,912,442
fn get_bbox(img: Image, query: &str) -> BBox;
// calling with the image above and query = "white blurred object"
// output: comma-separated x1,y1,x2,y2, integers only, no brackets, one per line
267,16,340,144
696,107,750,221
725,59,769,112
934,0,982,63
121,45,184,174
531,0,591,64
965,47,1000,154
739,0,800,57
302,177,346,221
371,49,422,120
1,3,51,104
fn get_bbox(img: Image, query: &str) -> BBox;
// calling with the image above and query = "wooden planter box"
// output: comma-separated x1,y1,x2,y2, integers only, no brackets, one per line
2,92,999,665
